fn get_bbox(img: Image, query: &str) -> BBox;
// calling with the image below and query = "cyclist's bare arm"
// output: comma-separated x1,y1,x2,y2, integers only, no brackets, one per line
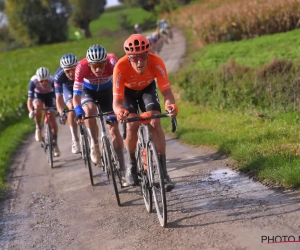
113,98,129,122
161,88,175,105
161,88,177,117
56,94,65,115
27,98,33,112
73,94,81,108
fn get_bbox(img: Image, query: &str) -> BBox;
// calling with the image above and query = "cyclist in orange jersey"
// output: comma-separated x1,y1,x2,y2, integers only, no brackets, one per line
113,34,178,191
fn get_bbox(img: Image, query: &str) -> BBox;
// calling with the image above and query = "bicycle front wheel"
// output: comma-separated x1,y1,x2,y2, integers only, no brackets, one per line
82,126,94,186
45,123,53,168
102,136,120,206
147,141,167,227
137,147,152,213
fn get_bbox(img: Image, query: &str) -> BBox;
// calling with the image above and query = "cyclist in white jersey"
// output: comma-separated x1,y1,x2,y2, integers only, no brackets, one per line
27,67,60,157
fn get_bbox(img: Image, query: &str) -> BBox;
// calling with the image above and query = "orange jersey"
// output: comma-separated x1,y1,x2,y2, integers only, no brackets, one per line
113,53,170,99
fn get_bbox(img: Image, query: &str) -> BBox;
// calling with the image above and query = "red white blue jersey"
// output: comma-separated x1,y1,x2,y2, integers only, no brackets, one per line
73,54,118,96
27,75,55,98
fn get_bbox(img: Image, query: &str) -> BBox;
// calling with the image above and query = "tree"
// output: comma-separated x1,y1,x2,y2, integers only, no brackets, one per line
0,0,5,24
118,0,191,12
117,0,137,7
136,0,159,12
68,0,107,38
5,0,70,46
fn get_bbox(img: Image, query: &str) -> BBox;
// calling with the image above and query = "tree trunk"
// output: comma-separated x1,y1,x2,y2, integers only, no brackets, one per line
81,23,92,38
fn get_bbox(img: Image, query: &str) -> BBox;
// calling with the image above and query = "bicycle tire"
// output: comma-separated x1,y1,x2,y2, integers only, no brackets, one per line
45,123,53,168
82,126,94,186
80,128,86,162
102,136,120,206
147,141,167,227
111,148,123,189
137,147,152,213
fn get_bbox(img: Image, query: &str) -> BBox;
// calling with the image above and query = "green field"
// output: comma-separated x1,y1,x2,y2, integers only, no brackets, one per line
191,28,300,70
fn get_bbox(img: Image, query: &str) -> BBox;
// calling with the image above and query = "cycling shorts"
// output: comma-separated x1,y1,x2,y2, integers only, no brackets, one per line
81,85,113,113
124,80,161,114
62,85,73,104
33,91,56,108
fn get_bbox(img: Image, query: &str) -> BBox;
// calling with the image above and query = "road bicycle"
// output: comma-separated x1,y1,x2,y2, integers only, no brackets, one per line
76,102,123,206
122,112,177,227
33,106,57,168
61,108,97,187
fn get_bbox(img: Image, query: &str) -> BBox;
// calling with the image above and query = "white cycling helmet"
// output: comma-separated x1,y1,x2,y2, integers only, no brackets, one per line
60,53,78,68
134,24,139,29
86,44,107,63
36,67,50,81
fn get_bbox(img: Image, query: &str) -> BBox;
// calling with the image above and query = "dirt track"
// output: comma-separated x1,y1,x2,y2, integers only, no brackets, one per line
1,29,300,250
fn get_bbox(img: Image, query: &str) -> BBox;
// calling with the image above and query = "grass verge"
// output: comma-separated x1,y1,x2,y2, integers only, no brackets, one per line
161,100,300,189
0,118,33,200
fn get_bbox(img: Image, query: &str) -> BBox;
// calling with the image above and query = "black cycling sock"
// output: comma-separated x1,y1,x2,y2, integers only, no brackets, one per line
160,154,168,175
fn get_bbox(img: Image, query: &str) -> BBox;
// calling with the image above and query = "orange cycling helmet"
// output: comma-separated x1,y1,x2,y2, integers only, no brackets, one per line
124,34,150,55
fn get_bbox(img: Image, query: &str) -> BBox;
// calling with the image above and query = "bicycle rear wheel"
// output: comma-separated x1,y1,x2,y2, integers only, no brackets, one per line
137,147,152,213
147,141,167,227
45,123,53,168
102,136,120,206
81,126,94,186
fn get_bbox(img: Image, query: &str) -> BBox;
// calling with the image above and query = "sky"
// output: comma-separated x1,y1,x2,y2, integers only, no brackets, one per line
106,0,121,8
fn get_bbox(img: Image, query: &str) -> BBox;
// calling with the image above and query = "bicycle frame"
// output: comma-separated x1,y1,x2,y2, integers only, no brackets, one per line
33,106,56,168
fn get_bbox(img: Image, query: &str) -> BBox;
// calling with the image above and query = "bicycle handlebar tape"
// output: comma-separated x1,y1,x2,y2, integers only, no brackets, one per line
122,121,127,140
171,117,177,133
74,105,85,117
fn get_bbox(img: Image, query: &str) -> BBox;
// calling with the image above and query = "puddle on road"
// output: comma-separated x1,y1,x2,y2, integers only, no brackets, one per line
209,169,237,181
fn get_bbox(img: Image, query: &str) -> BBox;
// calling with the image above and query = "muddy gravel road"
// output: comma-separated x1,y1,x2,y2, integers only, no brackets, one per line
1,30,300,250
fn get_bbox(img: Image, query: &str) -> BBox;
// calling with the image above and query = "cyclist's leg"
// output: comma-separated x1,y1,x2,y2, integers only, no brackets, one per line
81,87,100,164
97,86,126,172
141,82,174,191
32,97,43,142
33,94,43,129
123,87,140,184
46,92,60,156
63,85,80,153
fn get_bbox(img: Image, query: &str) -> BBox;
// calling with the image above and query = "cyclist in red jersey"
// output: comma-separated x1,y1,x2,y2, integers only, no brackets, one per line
73,44,127,186
113,34,178,191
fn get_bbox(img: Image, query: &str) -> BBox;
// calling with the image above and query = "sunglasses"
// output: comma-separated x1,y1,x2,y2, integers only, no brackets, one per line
64,68,76,74
40,79,49,83
88,62,106,69
128,53,148,63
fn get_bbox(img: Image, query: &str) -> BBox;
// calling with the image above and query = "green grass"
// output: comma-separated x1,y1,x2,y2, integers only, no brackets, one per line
161,101,300,188
68,7,157,40
0,118,33,199
0,36,125,130
159,28,300,189
192,28,300,69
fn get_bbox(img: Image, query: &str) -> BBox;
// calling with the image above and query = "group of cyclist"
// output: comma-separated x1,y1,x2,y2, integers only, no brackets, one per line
26,32,178,192
134,18,172,54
